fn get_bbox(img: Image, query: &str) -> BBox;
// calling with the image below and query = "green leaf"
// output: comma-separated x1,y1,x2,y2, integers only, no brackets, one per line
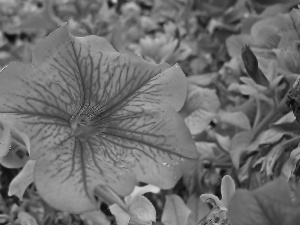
185,110,216,136
262,137,297,176
4,0,62,34
250,14,292,48
8,160,35,200
230,131,254,168
215,133,231,152
239,77,268,93
195,142,218,160
187,73,216,87
289,144,300,174
276,41,300,74
287,76,300,122
228,83,270,102
218,110,251,130
289,9,300,37
226,35,253,57
0,24,198,213
241,45,269,87
247,128,289,152
17,212,38,225
240,15,261,33
162,195,191,225
181,84,220,135
187,194,210,224
277,31,298,49
280,159,293,179
228,178,300,225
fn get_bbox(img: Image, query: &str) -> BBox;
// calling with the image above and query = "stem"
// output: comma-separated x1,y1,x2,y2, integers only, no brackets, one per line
214,162,232,168
252,97,289,140
253,97,261,129
232,98,254,113
282,136,300,150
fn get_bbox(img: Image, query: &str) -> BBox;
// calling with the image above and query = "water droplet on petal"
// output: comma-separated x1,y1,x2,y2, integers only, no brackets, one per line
172,161,179,166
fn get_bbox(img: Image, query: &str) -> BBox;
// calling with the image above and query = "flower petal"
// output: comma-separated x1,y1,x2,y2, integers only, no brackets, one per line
200,194,226,211
17,212,38,225
0,115,31,168
126,184,160,202
0,24,186,159
0,143,28,168
111,64,187,117
0,121,12,157
0,62,75,158
102,108,198,189
109,204,131,225
32,24,116,66
34,108,196,213
46,25,170,108
221,175,235,208
0,25,196,215
0,25,121,159
8,160,36,200
128,195,156,223
38,25,182,115
34,137,136,213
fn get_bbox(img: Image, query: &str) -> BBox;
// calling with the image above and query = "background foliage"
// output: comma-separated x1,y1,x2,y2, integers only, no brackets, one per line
1,0,300,224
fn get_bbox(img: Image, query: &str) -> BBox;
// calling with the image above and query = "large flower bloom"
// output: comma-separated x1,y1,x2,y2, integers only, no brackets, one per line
0,25,198,213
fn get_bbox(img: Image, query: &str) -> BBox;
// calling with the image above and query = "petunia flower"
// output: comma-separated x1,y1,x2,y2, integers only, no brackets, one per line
201,175,236,210
199,175,235,224
0,24,198,213
137,33,192,64
109,184,160,225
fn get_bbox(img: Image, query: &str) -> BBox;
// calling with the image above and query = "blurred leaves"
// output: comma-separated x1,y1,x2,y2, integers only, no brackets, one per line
228,178,300,225
161,195,191,225
2,0,300,225
180,84,220,135
17,211,38,225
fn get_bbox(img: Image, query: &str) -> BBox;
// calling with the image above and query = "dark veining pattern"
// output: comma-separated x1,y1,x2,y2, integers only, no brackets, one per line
0,27,193,209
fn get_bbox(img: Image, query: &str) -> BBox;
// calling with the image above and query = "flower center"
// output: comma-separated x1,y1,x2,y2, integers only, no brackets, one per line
69,104,110,138
70,113,95,138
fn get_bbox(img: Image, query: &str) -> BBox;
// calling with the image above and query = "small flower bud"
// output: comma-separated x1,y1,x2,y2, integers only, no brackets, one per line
241,45,269,87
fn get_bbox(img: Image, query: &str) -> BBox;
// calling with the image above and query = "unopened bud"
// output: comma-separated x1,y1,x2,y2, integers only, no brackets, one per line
241,45,269,87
